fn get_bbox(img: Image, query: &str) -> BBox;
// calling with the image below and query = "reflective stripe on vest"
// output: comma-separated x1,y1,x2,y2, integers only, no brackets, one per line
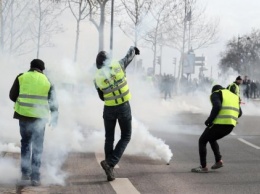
14,71,51,118
212,89,240,126
103,81,127,95
104,89,130,101
95,61,131,106
19,94,48,100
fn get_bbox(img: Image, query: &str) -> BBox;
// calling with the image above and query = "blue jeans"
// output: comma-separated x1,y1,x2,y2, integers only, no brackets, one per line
103,101,132,167
19,120,46,181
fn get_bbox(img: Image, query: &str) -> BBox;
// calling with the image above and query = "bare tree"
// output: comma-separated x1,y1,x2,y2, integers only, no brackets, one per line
219,29,260,78
0,0,11,52
119,0,152,47
143,0,179,74
88,0,109,52
68,0,95,62
30,0,64,58
165,1,218,51
164,0,219,83
0,0,35,55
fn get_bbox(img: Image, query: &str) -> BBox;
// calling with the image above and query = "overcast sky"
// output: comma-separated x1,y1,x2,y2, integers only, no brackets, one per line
199,0,260,77
33,0,260,79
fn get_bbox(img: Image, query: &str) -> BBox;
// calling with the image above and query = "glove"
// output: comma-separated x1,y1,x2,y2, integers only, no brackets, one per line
49,112,58,128
134,47,140,55
204,119,212,127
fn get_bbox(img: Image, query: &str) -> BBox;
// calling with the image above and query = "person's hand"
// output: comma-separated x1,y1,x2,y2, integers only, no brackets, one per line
204,119,212,127
134,47,140,55
49,112,58,128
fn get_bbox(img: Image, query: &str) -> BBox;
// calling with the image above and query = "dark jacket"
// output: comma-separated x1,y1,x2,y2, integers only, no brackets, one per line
9,68,59,121
206,90,242,124
227,82,238,95
96,47,136,101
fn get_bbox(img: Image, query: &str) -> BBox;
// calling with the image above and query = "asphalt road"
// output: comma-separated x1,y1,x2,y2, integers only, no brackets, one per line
1,112,260,194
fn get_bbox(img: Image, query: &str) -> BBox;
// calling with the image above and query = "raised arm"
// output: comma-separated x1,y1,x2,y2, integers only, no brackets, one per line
119,46,139,70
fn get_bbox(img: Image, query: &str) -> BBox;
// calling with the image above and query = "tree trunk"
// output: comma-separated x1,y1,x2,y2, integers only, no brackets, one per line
0,0,4,52
10,0,14,53
98,4,105,52
36,0,42,58
153,41,157,75
74,19,80,62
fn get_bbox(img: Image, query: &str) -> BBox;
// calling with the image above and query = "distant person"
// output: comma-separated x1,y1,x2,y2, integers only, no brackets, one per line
164,75,172,100
227,76,243,98
94,46,139,181
250,80,257,99
244,79,251,100
9,59,59,186
191,85,242,173
242,76,249,98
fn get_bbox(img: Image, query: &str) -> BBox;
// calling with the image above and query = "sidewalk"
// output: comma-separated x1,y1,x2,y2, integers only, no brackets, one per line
0,152,114,194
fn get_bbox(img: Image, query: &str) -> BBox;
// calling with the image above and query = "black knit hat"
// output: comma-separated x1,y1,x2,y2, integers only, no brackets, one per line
236,76,242,81
211,85,224,93
96,51,107,69
30,59,45,71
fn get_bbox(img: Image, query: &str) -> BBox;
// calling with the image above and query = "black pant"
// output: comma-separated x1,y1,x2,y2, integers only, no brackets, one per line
103,101,132,167
199,124,234,168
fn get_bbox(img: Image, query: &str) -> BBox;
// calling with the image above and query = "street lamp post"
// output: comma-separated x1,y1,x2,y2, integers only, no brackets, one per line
109,0,114,56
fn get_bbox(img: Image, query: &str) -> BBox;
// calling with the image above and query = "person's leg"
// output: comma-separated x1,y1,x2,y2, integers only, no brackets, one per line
198,126,213,168
103,106,117,163
31,120,46,182
208,125,233,163
101,106,118,181
19,120,32,178
109,102,132,167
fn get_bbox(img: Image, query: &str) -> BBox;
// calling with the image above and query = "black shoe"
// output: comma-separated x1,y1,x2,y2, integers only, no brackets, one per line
21,174,30,181
31,180,41,186
100,160,115,181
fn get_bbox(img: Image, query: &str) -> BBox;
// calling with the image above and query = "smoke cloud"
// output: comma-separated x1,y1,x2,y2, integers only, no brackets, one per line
1,55,258,186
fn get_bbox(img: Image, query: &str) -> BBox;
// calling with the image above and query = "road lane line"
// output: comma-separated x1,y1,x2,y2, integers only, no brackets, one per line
230,132,236,136
237,138,260,149
110,178,140,194
230,132,260,149
95,152,119,168
95,153,140,194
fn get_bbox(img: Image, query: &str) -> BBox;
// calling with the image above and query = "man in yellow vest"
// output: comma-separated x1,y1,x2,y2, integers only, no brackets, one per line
227,76,243,97
191,85,242,173
94,46,139,181
9,59,59,186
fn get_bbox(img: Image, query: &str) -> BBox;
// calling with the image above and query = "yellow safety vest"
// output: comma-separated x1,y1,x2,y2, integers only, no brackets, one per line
95,61,131,106
14,71,51,118
212,89,240,126
227,83,240,96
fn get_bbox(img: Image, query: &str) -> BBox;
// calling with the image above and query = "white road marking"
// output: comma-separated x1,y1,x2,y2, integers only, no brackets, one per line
95,153,140,194
237,138,260,149
95,152,119,168
230,132,236,136
230,132,260,149
110,178,140,194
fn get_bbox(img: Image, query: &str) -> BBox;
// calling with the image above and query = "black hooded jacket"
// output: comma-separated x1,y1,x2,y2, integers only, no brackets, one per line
206,85,242,124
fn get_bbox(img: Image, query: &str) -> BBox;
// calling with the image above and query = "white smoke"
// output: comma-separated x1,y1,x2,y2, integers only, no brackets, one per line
81,117,173,163
0,142,20,153
0,157,20,184
1,53,259,186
